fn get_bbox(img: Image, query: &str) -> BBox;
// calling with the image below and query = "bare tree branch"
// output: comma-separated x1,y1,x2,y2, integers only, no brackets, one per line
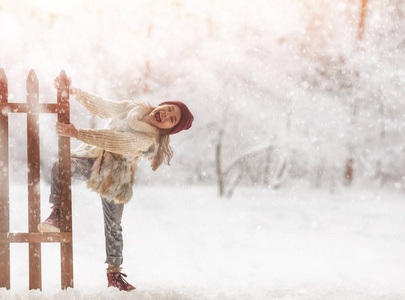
223,145,274,177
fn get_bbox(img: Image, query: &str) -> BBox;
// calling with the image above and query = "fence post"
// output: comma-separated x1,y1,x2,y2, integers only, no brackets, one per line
0,68,10,289
26,69,42,290
57,70,73,289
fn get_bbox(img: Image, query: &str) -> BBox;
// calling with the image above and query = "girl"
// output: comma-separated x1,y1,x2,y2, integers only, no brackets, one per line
38,79,194,291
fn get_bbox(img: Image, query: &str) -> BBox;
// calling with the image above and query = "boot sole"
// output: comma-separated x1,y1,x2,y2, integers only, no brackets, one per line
38,223,60,233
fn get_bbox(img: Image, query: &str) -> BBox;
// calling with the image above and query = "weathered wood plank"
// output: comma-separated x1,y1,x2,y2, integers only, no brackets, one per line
0,103,70,114
0,232,72,243
57,70,73,290
0,68,10,289
27,69,42,291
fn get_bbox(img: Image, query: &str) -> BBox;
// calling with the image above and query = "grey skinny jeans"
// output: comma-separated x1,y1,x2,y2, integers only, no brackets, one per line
49,157,124,266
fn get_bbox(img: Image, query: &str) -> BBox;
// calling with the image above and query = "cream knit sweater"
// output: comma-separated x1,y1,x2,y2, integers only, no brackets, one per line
71,88,160,159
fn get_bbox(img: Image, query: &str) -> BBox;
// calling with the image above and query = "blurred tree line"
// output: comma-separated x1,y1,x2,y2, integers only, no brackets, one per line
1,0,405,196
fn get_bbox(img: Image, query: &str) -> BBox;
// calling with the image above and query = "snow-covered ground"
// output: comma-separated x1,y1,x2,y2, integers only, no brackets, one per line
1,183,405,299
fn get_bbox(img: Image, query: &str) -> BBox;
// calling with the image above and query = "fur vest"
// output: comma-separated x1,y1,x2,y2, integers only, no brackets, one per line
86,151,140,204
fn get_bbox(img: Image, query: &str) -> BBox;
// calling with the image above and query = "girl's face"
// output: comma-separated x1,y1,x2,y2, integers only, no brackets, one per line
149,104,181,130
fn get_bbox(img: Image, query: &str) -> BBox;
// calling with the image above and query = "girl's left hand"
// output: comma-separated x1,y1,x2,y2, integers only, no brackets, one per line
55,122,78,138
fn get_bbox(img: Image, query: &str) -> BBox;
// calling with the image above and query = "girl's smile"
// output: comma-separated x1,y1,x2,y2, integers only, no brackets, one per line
149,104,181,130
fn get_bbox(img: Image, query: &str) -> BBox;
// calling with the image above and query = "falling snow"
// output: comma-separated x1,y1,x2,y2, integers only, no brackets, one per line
0,0,405,299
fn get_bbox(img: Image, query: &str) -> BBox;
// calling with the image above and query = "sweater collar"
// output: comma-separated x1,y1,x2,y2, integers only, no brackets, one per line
140,120,160,135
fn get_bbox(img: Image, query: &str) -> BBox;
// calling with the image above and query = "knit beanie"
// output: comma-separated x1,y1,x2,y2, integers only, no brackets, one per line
158,101,194,135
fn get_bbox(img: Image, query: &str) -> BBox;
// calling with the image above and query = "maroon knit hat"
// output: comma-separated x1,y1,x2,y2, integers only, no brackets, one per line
158,101,194,135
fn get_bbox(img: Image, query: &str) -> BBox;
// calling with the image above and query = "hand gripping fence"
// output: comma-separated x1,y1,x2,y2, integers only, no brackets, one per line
0,69,73,290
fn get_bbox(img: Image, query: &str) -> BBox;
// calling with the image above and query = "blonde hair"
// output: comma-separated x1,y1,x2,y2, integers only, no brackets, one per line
135,102,173,171
151,131,173,171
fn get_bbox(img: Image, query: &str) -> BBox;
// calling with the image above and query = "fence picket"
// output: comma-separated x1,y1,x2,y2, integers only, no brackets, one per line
0,68,10,289
57,70,73,289
26,69,42,290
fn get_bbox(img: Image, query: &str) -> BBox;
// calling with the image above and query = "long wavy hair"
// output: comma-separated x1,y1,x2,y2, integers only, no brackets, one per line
136,102,173,171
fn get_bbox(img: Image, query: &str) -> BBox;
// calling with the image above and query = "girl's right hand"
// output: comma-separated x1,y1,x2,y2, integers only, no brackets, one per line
55,122,78,138
54,77,77,95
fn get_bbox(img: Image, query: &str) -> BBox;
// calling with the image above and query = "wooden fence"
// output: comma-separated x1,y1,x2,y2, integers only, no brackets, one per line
0,69,73,290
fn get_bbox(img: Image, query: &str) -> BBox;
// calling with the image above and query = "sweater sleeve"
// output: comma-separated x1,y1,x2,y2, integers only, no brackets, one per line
77,128,154,156
74,88,130,119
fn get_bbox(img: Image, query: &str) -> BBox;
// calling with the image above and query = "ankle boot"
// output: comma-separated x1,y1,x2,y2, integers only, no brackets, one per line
107,271,136,291
38,208,60,232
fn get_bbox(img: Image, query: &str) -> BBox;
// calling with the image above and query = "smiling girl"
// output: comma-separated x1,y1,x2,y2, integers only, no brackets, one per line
38,79,194,291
